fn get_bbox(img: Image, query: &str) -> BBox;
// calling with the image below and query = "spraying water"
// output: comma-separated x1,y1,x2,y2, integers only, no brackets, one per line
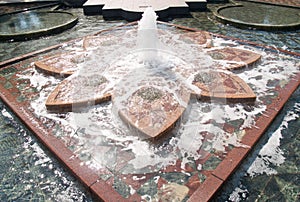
137,7,160,63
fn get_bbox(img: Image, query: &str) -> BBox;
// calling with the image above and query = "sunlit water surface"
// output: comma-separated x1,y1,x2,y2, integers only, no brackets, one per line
218,1,300,25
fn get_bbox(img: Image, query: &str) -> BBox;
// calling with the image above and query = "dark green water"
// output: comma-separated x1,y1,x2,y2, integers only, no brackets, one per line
218,2,300,25
214,87,300,201
0,11,75,34
0,103,95,201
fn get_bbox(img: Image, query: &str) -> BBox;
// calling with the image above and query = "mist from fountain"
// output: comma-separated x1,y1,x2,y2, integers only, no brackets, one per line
137,7,160,63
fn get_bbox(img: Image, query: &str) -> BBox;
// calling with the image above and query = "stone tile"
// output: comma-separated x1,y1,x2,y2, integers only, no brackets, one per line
212,147,249,181
187,175,223,202
90,179,125,201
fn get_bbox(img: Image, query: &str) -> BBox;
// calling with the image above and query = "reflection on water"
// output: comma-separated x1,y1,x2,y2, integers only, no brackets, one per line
0,11,75,34
14,12,41,32
218,2,300,25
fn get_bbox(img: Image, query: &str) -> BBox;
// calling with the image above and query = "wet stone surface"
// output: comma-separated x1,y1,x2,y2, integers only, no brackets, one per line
0,102,94,201
214,87,300,201
136,87,163,102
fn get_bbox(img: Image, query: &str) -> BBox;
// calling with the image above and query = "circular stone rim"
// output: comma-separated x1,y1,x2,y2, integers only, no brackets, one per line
214,4,300,31
0,11,78,41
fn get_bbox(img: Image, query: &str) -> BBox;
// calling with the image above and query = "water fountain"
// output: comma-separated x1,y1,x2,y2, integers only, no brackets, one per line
0,6,299,202
112,7,191,138
39,7,259,138
137,7,160,62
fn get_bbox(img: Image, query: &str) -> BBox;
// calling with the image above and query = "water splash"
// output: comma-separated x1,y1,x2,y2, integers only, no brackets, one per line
247,103,300,177
16,22,300,175
137,7,160,63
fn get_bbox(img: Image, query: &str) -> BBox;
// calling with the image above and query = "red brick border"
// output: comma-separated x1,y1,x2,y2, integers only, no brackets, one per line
189,73,300,201
0,89,121,201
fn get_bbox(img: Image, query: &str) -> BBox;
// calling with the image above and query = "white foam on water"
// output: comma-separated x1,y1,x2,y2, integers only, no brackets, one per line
247,103,300,177
123,141,177,170
229,186,249,202
111,51,192,114
16,13,300,175
1,107,13,120
238,50,300,98
17,68,59,92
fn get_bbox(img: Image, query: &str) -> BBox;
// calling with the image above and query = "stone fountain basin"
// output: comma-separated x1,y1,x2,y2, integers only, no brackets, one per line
0,11,78,41
214,2,300,31
0,22,299,201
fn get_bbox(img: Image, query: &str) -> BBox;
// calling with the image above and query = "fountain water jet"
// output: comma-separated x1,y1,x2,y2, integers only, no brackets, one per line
111,7,192,139
137,7,160,63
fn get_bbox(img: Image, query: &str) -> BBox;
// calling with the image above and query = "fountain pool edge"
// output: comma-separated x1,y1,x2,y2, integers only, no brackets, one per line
0,11,78,41
0,22,299,201
214,4,300,31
